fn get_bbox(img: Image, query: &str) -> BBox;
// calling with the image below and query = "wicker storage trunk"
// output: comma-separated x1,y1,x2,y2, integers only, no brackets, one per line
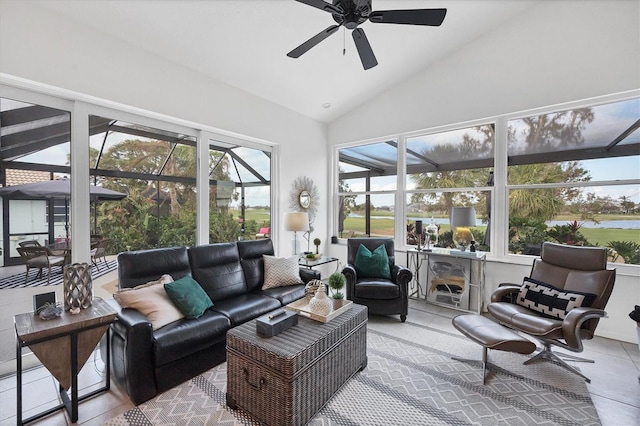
226,304,367,426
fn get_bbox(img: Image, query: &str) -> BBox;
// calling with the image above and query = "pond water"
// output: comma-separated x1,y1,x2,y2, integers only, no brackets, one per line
393,216,640,229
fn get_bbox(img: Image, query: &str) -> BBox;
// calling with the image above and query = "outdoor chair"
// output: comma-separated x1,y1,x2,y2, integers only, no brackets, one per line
343,238,413,322
16,246,66,284
18,240,42,248
90,238,111,270
487,242,616,382
255,227,270,238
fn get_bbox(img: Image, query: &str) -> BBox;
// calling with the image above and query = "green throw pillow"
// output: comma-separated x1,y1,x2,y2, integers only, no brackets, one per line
164,276,213,319
355,244,391,279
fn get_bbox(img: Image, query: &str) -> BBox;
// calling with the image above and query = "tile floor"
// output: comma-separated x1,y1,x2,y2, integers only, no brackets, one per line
0,266,638,425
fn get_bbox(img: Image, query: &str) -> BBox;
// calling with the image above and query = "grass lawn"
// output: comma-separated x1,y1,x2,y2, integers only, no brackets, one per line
237,208,640,245
342,214,640,244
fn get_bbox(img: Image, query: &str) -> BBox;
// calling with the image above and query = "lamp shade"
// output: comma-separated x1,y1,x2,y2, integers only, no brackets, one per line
450,207,476,228
284,212,309,232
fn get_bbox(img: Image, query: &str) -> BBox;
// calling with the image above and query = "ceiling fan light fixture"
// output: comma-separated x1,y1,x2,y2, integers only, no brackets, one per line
288,0,447,70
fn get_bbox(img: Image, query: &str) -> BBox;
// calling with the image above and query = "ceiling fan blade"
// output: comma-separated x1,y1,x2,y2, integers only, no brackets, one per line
352,28,378,70
294,0,343,15
287,25,340,58
369,8,447,26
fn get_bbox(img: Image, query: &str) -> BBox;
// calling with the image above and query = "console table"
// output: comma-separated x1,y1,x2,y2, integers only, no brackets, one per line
14,298,117,425
406,248,486,314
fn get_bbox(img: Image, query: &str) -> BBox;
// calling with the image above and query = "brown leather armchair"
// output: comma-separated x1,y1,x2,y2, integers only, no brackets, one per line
343,238,412,322
487,242,615,382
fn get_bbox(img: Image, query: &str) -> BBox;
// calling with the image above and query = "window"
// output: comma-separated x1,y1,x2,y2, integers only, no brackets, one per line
89,116,197,251
337,140,398,239
406,124,495,250
333,95,639,268
507,98,640,263
208,140,271,243
1,97,72,265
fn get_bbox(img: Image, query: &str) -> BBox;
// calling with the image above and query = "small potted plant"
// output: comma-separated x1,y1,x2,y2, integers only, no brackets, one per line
37,302,62,320
328,271,346,300
313,238,321,255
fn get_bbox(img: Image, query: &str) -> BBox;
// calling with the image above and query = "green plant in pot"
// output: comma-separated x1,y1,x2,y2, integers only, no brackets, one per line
328,271,346,300
313,238,321,254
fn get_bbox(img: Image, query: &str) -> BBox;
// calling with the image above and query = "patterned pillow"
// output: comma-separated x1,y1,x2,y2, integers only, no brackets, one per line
354,244,391,279
516,277,597,320
113,274,184,330
262,255,303,290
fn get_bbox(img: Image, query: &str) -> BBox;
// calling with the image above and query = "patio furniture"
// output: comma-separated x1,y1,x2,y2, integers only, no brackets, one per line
16,246,66,284
255,227,270,238
18,240,42,248
90,239,111,270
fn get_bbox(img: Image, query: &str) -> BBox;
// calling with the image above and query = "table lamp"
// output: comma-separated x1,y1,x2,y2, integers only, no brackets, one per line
450,207,476,251
285,212,309,256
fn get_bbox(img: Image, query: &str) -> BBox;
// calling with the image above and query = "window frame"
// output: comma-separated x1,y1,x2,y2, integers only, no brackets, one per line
332,91,640,275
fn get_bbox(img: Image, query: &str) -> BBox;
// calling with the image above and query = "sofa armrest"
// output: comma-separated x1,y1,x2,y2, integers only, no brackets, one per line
300,268,321,283
111,308,157,405
392,264,412,298
343,264,357,299
562,307,607,350
490,284,521,303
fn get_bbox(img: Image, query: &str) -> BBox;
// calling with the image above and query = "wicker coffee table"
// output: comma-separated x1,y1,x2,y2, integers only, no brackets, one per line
226,303,367,426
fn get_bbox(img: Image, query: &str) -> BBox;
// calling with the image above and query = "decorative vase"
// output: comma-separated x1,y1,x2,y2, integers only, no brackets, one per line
63,263,93,310
308,283,333,316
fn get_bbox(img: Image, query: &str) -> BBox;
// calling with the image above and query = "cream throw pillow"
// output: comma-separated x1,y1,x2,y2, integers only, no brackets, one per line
114,274,185,330
262,255,303,290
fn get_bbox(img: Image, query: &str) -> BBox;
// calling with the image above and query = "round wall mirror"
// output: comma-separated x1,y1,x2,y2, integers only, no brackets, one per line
299,190,311,209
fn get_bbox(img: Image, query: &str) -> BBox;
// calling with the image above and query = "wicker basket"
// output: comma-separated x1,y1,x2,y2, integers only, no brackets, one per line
226,304,367,426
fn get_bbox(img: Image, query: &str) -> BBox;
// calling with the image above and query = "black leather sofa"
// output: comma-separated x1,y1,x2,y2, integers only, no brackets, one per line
108,239,319,405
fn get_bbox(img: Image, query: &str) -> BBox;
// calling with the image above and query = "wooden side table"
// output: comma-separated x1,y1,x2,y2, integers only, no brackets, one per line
14,298,117,425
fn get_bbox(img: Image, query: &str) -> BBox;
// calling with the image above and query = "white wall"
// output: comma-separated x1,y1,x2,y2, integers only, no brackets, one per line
329,1,640,142
0,1,329,253
327,1,640,343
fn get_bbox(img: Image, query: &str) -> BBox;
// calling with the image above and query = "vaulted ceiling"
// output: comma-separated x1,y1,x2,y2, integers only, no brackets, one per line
38,0,536,124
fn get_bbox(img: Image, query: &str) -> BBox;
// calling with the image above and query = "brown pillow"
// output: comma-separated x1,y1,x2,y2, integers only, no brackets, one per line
114,274,184,330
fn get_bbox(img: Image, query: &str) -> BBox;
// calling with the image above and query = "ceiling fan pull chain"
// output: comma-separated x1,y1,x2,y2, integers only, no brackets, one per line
343,27,346,56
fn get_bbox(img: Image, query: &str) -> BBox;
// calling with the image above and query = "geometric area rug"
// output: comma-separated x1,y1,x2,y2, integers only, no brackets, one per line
0,259,117,290
105,315,601,426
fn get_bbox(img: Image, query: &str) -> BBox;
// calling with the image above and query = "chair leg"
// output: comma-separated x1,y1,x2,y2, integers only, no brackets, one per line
452,346,496,385
524,341,592,383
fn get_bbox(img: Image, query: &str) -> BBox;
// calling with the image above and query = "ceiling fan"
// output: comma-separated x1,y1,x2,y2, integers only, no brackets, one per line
287,0,447,70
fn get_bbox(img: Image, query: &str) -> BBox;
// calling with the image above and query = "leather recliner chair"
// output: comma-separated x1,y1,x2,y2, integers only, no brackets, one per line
487,242,616,382
343,238,413,322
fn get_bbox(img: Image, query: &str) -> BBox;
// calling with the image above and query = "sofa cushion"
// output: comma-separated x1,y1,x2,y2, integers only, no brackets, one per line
262,255,303,289
211,293,280,326
238,239,275,292
164,276,214,319
113,274,183,330
516,277,597,320
355,244,391,279
355,279,400,300
118,246,191,289
188,243,248,302
258,284,306,305
153,309,231,367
